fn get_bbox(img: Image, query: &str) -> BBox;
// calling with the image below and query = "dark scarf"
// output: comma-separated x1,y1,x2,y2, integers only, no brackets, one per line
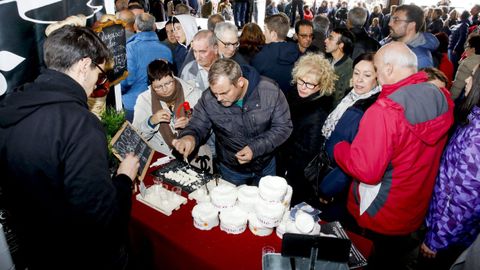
151,78,186,149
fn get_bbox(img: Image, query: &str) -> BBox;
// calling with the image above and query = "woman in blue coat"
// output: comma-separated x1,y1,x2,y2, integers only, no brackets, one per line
319,53,381,221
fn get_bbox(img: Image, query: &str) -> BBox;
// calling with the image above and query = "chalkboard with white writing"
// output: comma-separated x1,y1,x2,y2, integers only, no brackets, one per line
110,122,154,180
93,19,128,85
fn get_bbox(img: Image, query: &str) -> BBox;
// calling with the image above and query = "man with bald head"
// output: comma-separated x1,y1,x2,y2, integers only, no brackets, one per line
116,9,135,39
115,0,128,11
334,42,454,269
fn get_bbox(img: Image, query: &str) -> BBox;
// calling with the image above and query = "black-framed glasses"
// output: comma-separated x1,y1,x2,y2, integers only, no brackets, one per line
216,35,240,49
296,78,318,90
93,62,108,85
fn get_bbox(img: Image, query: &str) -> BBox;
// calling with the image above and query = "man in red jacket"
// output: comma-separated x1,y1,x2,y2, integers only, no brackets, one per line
334,42,454,269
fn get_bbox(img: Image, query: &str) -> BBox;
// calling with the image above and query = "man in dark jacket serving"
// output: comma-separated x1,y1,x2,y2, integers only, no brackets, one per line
0,26,139,270
173,59,292,185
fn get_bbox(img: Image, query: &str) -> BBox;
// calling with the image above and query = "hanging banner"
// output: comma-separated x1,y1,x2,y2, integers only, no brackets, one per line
0,0,106,97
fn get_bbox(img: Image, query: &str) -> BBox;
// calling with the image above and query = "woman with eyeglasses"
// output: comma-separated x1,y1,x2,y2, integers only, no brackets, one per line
419,64,480,269
133,60,201,155
318,52,380,222
277,53,336,206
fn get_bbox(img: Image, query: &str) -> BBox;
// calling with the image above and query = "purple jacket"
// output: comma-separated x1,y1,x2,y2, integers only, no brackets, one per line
425,106,480,252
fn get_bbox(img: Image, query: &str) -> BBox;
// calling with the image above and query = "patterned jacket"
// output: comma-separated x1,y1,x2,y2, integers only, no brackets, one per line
424,106,480,252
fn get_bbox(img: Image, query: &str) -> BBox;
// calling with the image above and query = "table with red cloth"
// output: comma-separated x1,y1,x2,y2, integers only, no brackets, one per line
128,153,372,270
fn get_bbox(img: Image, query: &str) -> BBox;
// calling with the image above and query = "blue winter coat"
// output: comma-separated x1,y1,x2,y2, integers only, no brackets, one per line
407,32,439,69
319,92,379,221
121,32,173,111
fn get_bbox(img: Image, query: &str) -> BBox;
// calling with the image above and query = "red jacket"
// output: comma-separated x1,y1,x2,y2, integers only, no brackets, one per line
304,10,313,21
438,53,454,88
334,72,454,235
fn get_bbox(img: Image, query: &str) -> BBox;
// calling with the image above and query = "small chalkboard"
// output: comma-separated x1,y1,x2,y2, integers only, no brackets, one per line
110,122,154,180
93,19,128,85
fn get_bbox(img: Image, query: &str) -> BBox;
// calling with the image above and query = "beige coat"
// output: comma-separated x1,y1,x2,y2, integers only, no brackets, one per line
450,54,480,100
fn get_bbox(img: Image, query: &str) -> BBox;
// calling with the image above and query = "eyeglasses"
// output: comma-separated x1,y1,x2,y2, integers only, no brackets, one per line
216,35,240,49
296,78,318,90
93,62,108,85
152,79,175,91
391,16,411,24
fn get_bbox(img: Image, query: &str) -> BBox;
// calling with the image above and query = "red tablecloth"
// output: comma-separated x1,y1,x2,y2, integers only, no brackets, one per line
128,153,372,270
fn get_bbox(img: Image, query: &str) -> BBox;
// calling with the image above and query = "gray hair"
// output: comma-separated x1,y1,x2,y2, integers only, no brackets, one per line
135,13,155,32
313,15,329,34
214,22,238,40
381,42,418,70
193,30,217,47
347,7,367,27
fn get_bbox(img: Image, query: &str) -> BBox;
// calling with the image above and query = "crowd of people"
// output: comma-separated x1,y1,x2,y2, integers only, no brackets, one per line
1,0,480,269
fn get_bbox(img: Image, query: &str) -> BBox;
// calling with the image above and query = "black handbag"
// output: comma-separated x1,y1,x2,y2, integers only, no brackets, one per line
304,144,333,197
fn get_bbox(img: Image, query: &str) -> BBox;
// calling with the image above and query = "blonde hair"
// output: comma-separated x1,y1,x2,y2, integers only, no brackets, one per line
291,53,337,96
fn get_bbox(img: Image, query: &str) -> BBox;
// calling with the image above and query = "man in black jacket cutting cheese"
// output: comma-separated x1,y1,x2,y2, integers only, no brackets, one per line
173,59,292,186
0,26,139,270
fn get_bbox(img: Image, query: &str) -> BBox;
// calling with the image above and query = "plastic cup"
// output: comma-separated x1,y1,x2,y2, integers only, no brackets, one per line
170,186,182,201
151,184,162,194
159,188,168,201
162,183,169,191
172,186,182,196
153,176,163,186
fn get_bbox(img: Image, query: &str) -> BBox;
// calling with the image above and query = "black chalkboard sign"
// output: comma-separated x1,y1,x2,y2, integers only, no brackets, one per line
93,19,128,85
110,122,154,180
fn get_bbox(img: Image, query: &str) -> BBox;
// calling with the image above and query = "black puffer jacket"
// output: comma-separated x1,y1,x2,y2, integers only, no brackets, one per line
180,65,292,173
0,69,132,270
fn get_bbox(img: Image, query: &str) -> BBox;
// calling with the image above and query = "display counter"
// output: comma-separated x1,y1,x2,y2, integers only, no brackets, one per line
128,153,372,269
